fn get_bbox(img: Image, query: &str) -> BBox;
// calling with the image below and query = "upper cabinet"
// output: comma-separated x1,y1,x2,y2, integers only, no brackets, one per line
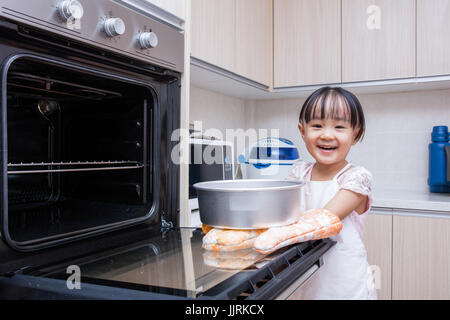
191,0,236,72
191,0,272,86
191,0,450,94
273,0,341,88
235,0,272,87
342,0,416,82
417,0,450,76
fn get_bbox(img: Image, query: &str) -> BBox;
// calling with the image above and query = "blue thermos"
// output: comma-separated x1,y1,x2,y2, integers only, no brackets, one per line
428,126,450,193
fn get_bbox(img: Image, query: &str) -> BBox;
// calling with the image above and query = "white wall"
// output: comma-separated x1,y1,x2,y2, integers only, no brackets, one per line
356,89,450,192
190,85,246,138
245,89,450,193
190,85,450,193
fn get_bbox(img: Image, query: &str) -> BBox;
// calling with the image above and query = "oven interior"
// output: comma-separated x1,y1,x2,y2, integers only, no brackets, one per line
4,57,156,248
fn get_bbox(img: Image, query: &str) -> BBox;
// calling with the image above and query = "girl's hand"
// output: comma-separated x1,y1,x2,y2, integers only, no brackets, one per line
253,208,342,255
324,189,368,220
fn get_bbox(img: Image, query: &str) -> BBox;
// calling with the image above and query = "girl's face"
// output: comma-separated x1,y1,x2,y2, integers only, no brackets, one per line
298,117,358,167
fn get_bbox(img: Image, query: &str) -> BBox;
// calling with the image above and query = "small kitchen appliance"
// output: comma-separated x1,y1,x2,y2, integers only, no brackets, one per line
238,137,300,180
187,137,234,227
428,126,450,193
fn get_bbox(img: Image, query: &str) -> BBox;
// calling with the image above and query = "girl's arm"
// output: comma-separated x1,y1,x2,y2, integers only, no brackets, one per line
324,189,367,220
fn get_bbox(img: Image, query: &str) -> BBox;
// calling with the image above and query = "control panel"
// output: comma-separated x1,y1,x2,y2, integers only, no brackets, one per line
103,17,126,37
0,0,183,72
57,0,84,21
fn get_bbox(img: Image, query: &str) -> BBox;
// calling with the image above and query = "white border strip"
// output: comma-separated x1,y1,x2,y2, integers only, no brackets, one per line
273,74,450,92
369,207,393,216
392,208,450,220
371,206,450,219
190,57,269,91
113,0,184,31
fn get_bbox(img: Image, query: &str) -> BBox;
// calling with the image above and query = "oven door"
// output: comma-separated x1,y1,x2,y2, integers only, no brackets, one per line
0,227,260,299
0,227,334,300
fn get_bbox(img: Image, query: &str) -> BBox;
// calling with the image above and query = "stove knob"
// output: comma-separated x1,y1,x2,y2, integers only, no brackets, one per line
57,0,84,21
139,31,158,49
104,18,126,37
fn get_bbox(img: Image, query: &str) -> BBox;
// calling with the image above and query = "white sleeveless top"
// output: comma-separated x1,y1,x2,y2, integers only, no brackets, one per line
286,161,377,300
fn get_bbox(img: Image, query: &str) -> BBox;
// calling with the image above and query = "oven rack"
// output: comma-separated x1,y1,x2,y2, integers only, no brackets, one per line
8,72,123,100
7,160,144,174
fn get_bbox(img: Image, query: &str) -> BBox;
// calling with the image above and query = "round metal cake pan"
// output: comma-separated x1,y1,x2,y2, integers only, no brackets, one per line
194,179,305,229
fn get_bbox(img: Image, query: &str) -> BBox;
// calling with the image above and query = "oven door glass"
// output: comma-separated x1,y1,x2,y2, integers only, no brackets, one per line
30,228,267,298
189,143,233,199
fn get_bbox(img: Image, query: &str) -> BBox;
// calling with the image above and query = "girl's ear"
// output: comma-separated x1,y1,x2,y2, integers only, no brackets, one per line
298,122,305,139
352,128,363,145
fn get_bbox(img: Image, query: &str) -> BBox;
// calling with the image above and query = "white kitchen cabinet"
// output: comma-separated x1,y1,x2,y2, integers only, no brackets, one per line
273,0,341,87
191,0,272,86
342,0,416,82
235,0,272,86
392,212,450,300
362,209,393,300
191,0,236,72
417,0,450,76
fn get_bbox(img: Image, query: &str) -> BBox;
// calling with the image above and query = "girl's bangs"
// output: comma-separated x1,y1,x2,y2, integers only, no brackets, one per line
299,87,366,142
305,91,358,127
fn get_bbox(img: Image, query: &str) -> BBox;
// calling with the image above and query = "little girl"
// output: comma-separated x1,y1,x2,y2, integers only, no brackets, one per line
287,86,376,300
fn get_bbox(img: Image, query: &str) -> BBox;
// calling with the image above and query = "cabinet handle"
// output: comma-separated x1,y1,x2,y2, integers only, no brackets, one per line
370,208,393,216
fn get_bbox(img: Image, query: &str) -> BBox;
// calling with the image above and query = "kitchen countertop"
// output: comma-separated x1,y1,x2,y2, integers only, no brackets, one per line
372,188,450,213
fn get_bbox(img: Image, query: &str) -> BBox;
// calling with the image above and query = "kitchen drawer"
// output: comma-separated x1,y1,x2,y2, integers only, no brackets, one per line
392,212,450,299
363,209,393,300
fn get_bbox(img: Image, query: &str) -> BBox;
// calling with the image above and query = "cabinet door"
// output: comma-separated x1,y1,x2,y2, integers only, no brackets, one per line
146,0,186,20
191,0,236,71
417,0,450,76
236,0,272,86
342,0,415,82
392,214,450,299
274,0,341,87
363,210,392,300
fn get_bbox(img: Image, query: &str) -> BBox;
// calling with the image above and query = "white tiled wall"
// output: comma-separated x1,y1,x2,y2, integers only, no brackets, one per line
356,89,450,192
190,85,246,138
190,85,450,193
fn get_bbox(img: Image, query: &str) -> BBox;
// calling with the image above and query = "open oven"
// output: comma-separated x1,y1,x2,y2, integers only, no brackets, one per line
0,0,334,300
4,54,164,251
0,0,180,264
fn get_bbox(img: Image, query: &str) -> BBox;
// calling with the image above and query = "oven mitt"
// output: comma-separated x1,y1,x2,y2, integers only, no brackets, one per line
202,227,267,251
202,224,213,234
253,208,342,255
202,249,265,270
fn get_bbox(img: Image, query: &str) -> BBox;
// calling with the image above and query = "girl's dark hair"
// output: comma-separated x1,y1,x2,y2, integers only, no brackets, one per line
299,86,366,142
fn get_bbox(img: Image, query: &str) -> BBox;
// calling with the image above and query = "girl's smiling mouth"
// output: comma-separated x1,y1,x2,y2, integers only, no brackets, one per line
318,145,337,152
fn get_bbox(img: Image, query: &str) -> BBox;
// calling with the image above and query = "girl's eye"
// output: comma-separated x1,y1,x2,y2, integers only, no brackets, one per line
335,126,346,129
312,124,322,128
